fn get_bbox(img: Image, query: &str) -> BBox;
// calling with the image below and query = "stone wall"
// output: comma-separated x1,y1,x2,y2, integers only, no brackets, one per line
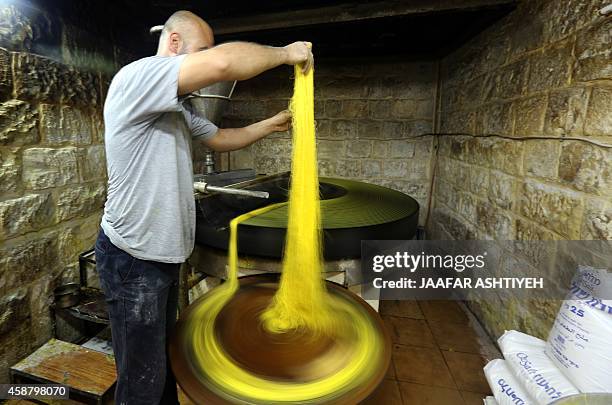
430,0,612,339
0,2,116,383
220,59,437,225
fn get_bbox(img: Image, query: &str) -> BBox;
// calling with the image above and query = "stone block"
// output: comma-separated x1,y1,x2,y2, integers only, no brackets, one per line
330,120,358,139
400,120,432,137
476,200,515,239
490,59,529,100
90,112,105,143
23,147,79,190
513,95,547,136
523,140,560,179
558,141,611,195
346,140,372,158
543,0,599,42
255,137,292,158
391,100,417,119
254,156,278,175
468,166,489,197
78,145,107,181
0,232,58,293
316,140,345,159
0,288,29,335
340,100,368,119
573,19,612,82
318,159,335,176
13,52,101,108
488,171,517,211
0,193,54,239
55,182,106,222
519,181,583,238
324,100,341,118
57,214,101,265
0,148,20,194
357,120,383,139
314,119,331,138
29,274,54,337
515,217,560,241
226,100,266,119
371,141,388,158
440,110,476,135
335,159,361,178
507,1,546,60
581,197,611,240
383,160,409,178
379,180,427,199
526,41,572,93
318,76,367,99
389,140,416,158
512,219,560,280
368,100,393,119
0,100,39,145
40,104,93,145
584,87,612,136
476,102,513,135
458,191,477,223
314,100,325,119
432,206,475,240
229,146,254,170
482,138,524,175
544,87,589,136
0,47,11,99
362,160,382,178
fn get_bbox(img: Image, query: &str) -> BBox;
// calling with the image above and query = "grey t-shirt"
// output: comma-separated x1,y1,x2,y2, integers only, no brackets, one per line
101,55,218,263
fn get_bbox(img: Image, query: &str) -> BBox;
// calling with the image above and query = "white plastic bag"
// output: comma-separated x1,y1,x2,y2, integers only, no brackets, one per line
546,266,612,393
499,330,579,404
484,359,535,405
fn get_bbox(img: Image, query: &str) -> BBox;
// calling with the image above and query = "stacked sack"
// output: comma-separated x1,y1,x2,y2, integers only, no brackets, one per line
483,266,612,405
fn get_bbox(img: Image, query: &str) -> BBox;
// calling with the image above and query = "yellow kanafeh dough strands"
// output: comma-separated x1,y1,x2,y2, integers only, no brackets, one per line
184,58,387,404
260,60,336,335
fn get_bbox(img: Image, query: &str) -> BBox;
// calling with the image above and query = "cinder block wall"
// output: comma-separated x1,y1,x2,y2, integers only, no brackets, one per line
430,0,612,339
220,59,437,225
0,3,128,383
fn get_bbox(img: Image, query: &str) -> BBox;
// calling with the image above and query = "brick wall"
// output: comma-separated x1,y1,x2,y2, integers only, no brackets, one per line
430,0,612,339
0,3,121,383
220,59,437,225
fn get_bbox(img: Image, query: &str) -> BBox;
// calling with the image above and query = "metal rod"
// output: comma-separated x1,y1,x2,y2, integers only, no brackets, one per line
194,181,269,199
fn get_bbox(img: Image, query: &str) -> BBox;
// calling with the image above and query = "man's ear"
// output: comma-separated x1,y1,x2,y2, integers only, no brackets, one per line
169,32,182,55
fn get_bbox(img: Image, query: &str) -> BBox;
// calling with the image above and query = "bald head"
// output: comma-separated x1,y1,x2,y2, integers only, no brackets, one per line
157,11,214,56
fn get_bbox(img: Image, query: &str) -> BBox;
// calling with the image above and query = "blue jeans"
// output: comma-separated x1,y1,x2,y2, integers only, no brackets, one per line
95,229,180,405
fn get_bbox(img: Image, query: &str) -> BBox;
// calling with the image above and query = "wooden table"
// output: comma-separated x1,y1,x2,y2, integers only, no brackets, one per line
10,339,116,404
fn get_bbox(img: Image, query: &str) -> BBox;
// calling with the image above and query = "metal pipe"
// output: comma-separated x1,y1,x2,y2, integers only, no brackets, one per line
194,181,269,199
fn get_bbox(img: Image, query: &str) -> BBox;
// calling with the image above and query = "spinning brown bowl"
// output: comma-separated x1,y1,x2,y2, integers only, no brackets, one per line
169,274,391,404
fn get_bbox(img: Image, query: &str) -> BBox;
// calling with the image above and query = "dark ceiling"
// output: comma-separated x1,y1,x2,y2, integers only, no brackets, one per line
49,0,517,60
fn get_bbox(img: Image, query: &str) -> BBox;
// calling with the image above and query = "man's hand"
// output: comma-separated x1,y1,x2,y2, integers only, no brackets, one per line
264,110,292,132
284,42,314,73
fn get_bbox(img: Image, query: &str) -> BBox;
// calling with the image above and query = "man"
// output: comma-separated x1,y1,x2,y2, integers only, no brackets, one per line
95,10,314,405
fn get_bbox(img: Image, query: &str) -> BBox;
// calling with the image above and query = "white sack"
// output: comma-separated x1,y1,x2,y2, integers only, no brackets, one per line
546,266,612,393
499,330,579,404
484,359,535,405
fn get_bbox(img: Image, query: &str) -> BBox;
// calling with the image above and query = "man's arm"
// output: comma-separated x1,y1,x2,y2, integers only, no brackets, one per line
178,41,313,95
201,110,291,152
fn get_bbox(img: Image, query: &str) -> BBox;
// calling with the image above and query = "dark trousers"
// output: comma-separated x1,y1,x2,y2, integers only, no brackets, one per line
95,229,180,405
